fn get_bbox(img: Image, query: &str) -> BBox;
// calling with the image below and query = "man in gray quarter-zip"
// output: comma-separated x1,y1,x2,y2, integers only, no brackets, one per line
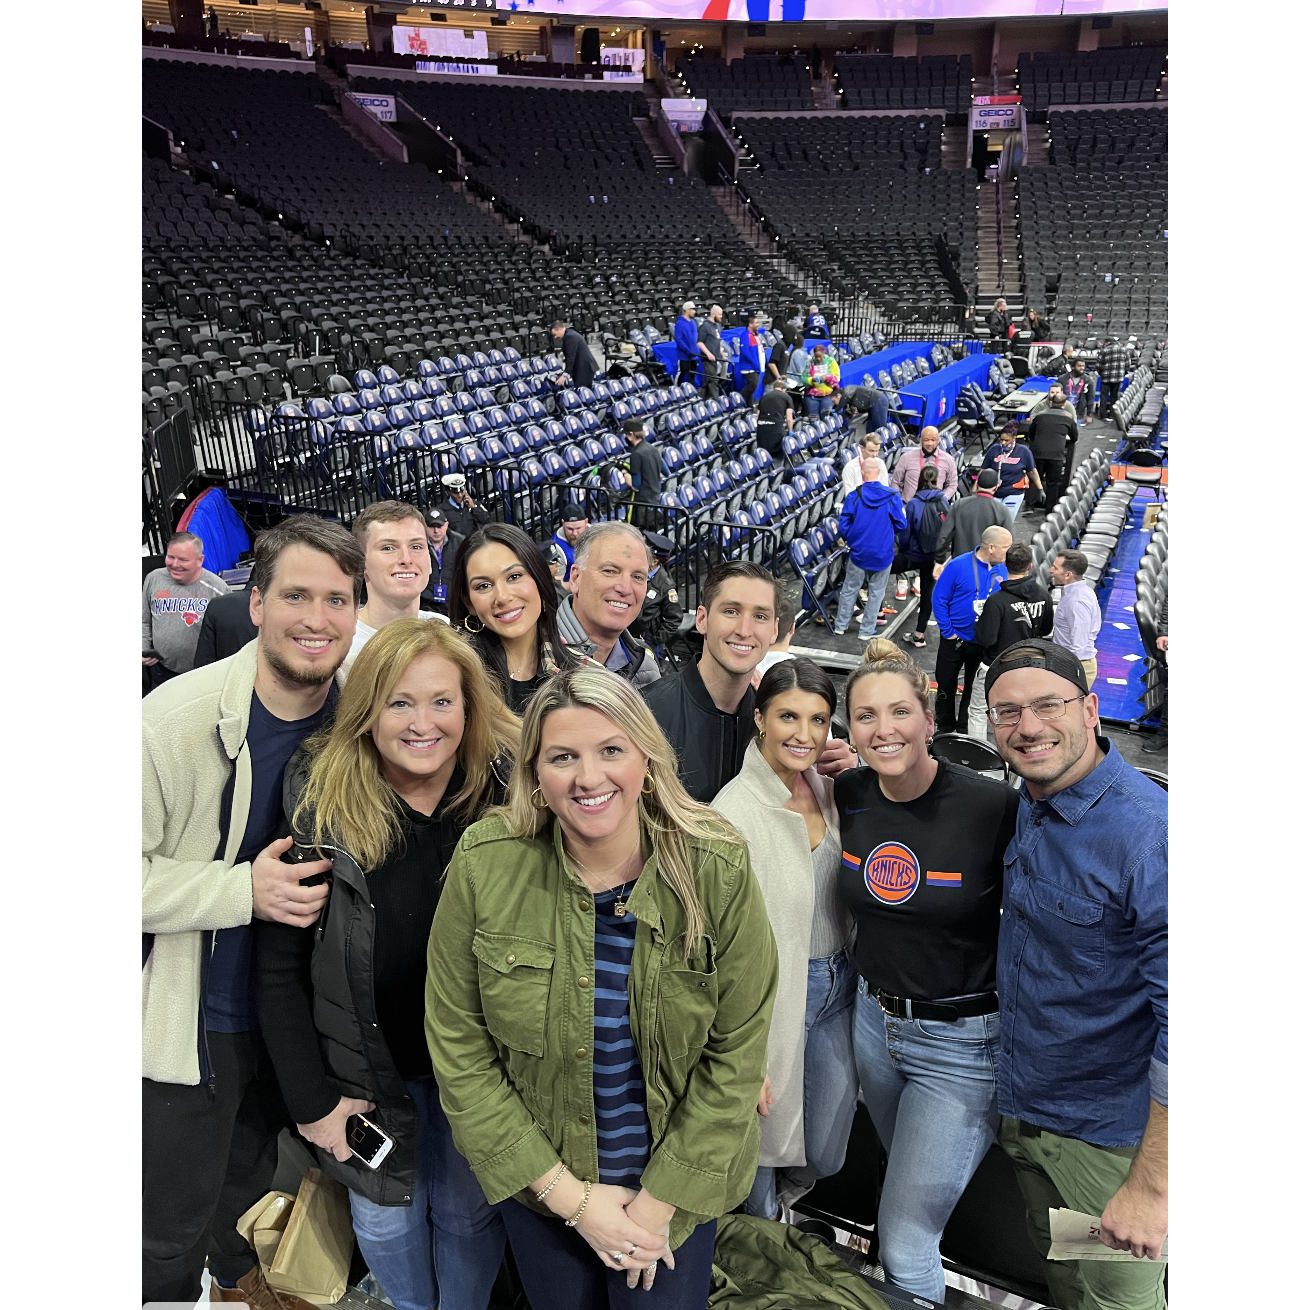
141,515,364,1309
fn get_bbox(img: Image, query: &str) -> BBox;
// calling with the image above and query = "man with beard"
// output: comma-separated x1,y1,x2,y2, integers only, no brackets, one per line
142,515,365,1309
984,640,1168,1310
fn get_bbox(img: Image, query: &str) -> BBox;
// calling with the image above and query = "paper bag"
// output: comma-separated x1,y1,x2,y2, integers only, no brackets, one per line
236,1189,297,1272
238,1167,355,1304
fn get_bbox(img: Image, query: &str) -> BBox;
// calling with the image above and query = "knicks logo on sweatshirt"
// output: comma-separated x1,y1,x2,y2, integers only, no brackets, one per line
860,842,920,906
152,590,211,627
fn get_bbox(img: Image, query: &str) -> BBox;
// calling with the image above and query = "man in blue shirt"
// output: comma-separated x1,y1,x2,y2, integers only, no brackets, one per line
984,639,1167,1310
803,302,831,340
672,300,702,388
931,524,1010,733
549,502,589,574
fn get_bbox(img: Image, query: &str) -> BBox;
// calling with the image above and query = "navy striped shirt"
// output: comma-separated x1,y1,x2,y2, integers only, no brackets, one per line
592,887,651,1188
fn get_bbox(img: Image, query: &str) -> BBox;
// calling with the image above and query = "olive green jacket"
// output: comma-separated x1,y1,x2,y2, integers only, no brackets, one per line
425,813,778,1249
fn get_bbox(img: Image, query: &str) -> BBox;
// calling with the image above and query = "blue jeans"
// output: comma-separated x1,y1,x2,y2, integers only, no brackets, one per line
1000,492,1025,520
501,1199,717,1310
834,563,891,638
348,1077,507,1310
851,977,1000,1303
804,396,834,416
745,949,859,1218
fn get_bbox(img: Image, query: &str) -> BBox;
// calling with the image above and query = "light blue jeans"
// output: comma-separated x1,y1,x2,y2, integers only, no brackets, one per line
1000,492,1025,520
804,396,835,416
348,1077,506,1310
745,949,859,1218
835,563,892,638
852,977,1000,1303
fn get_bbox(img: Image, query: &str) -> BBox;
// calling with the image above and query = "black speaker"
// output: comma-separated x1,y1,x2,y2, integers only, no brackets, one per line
580,27,600,64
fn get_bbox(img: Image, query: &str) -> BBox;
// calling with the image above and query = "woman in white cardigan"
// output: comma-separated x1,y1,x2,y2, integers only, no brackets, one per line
712,657,859,1220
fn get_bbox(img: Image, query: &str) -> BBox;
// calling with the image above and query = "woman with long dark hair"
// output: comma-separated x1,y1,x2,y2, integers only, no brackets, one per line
255,618,521,1310
426,665,777,1309
712,658,858,1221
449,522,576,715
835,645,1019,1302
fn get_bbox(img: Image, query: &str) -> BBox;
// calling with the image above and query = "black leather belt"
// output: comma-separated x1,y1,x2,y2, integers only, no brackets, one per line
875,990,998,1022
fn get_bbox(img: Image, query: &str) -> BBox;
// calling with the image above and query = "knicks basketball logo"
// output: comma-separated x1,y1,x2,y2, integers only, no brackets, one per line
863,842,920,906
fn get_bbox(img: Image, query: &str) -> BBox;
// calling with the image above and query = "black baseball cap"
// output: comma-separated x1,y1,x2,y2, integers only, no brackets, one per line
984,638,1089,700
976,468,1000,490
560,502,588,523
423,507,448,528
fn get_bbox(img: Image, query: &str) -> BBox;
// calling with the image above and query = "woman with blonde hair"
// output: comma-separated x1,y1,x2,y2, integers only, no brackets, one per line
712,658,858,1222
256,618,519,1310
835,644,1018,1302
426,665,777,1309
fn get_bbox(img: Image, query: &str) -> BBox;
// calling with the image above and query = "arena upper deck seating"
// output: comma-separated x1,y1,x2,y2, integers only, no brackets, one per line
733,114,975,316
833,54,974,114
1016,45,1165,113
674,54,813,115
353,77,809,317
1016,107,1167,336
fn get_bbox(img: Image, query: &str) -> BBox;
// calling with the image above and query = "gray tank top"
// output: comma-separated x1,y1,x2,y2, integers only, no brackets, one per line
809,825,853,960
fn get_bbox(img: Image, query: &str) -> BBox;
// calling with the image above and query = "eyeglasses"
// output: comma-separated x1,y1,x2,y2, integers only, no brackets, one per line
987,695,1085,728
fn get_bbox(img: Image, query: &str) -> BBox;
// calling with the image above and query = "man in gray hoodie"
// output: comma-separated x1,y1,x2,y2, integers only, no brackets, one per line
142,532,231,689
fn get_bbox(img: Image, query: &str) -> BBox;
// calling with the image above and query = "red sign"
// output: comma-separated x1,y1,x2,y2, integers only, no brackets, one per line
972,94,1023,105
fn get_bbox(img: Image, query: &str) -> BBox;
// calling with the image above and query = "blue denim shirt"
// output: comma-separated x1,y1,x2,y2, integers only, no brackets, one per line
997,740,1167,1148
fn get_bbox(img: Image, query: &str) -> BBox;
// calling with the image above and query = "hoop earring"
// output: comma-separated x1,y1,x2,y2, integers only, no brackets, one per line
641,771,656,795
758,728,766,740
531,784,550,810
464,614,484,635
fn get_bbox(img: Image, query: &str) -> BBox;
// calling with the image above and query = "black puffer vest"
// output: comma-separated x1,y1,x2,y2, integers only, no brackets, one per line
282,748,505,1205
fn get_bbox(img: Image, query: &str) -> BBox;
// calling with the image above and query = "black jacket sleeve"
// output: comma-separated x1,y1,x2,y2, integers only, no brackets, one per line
255,915,342,1125
935,503,957,564
975,592,1004,663
193,602,220,669
1036,600,1055,639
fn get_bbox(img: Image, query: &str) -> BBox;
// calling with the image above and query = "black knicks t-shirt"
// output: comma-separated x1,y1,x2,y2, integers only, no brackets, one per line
835,761,1019,1000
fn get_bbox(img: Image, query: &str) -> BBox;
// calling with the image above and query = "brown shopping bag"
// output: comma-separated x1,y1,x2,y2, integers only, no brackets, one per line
236,1166,354,1304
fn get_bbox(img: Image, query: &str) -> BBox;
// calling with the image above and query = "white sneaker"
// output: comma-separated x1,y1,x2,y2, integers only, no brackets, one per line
894,577,908,600
913,577,922,596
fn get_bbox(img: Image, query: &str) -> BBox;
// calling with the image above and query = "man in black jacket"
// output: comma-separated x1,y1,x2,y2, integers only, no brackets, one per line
192,589,259,667
418,507,464,615
644,561,859,800
438,476,492,541
550,319,596,389
643,561,779,802
968,543,1053,739
934,469,1013,576
1026,403,1080,510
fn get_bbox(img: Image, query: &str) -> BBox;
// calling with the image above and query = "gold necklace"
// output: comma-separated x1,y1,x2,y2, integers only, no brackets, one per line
568,839,642,916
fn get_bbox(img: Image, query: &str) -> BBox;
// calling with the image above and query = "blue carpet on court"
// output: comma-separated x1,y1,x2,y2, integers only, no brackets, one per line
1091,485,1162,724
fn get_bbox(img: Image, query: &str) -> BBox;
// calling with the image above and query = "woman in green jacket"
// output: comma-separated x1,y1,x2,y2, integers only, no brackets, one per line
425,665,778,1309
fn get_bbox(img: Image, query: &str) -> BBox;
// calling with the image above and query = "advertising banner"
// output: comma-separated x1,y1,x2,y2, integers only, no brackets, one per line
970,100,1023,132
348,93,396,123
416,60,499,75
395,25,489,59
662,98,707,133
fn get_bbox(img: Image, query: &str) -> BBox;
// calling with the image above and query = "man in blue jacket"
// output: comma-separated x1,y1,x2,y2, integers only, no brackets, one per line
932,523,1011,732
673,300,702,387
834,457,908,639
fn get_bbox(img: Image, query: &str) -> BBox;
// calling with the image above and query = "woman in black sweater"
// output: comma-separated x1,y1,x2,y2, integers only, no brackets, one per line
256,618,519,1310
449,522,577,716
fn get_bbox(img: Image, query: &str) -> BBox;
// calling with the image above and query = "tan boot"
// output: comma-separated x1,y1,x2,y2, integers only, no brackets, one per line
210,1265,320,1309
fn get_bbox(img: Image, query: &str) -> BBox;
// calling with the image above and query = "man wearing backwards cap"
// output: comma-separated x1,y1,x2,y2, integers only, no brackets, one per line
984,639,1168,1310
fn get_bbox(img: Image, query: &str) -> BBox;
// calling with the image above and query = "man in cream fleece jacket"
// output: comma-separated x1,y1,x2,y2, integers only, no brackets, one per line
142,514,363,1308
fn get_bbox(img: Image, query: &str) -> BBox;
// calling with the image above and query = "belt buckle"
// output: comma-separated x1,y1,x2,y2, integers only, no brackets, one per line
876,990,909,1020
